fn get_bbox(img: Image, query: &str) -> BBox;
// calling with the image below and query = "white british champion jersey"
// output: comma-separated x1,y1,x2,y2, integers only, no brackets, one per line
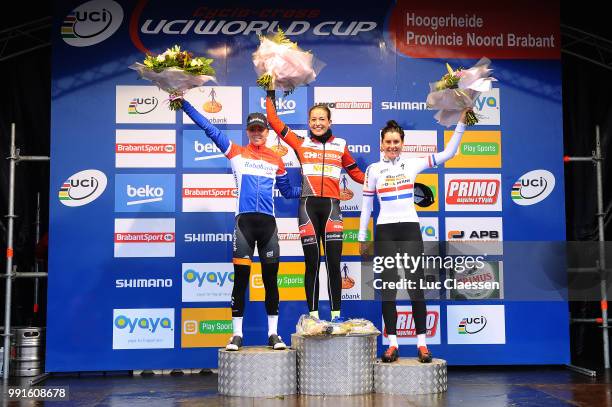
358,122,466,241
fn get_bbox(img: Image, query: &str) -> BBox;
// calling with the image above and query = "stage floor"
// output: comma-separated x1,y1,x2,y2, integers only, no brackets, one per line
4,366,611,406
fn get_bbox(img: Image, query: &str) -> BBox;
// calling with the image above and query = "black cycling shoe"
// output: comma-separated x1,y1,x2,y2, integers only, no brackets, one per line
268,334,286,350
418,346,432,363
226,335,243,351
382,346,399,363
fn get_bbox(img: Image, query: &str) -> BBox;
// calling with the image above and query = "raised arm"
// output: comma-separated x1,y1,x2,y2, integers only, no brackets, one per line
181,99,232,156
342,146,365,184
358,164,377,242
275,160,301,199
265,90,302,150
414,111,468,173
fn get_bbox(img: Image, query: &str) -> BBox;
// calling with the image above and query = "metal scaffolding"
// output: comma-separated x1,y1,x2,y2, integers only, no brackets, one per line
2,123,49,381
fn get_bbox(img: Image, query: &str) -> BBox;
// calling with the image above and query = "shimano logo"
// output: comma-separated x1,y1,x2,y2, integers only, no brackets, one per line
116,279,173,288
381,101,427,111
184,233,233,242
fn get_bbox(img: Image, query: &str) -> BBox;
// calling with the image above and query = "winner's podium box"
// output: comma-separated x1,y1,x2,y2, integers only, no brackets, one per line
374,358,447,395
291,333,377,395
218,347,297,397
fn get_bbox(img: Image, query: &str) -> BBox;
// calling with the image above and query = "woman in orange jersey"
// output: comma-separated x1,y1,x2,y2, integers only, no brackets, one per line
266,90,364,321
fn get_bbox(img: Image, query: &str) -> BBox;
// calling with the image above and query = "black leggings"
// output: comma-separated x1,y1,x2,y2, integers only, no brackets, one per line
231,213,279,317
375,222,427,336
298,197,343,312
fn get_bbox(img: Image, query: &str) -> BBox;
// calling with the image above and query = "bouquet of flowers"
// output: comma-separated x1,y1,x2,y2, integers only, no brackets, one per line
252,28,323,94
129,45,216,110
295,314,380,336
426,57,496,126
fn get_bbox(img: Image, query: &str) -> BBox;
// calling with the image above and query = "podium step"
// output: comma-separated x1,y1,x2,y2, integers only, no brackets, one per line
374,357,447,395
292,333,378,396
217,346,297,397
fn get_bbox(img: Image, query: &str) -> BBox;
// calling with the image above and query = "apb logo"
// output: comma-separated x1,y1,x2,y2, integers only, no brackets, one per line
59,169,107,207
61,0,123,47
512,169,555,206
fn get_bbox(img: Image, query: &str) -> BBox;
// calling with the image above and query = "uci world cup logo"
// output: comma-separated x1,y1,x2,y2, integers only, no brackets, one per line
339,174,354,201
61,0,123,47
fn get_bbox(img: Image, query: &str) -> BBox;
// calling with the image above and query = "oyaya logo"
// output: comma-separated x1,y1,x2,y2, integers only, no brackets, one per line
511,170,555,206
128,97,158,115
114,314,172,333
61,0,123,47
458,316,487,334
59,169,107,207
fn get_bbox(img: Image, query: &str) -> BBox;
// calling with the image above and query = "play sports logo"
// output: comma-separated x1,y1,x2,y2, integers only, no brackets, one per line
181,308,232,348
112,308,174,349
62,0,123,47
382,305,441,345
114,218,175,257
58,169,107,207
115,174,175,212
182,263,234,302
445,174,502,211
314,87,372,124
116,86,175,124
511,169,555,206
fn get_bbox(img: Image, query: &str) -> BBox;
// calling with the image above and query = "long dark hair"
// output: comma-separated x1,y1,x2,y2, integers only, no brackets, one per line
381,120,404,141
308,104,332,120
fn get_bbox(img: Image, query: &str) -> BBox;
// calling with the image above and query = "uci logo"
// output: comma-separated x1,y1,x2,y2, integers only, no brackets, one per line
183,269,235,287
114,315,172,333
458,316,487,334
512,169,555,206
62,0,124,47
59,169,107,207
128,97,158,114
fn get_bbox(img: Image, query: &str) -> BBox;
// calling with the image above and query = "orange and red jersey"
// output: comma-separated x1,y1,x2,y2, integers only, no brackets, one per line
266,97,365,198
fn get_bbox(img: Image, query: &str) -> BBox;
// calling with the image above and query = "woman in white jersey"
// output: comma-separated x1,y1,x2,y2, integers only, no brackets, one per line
358,110,468,363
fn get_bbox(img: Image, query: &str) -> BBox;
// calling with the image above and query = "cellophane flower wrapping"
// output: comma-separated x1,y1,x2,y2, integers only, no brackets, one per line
129,45,216,110
252,30,324,93
426,57,496,126
296,315,380,336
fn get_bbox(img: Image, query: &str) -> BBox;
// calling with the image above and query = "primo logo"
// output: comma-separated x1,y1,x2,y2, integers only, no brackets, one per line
114,315,173,333
61,0,124,47
183,269,235,287
128,97,158,115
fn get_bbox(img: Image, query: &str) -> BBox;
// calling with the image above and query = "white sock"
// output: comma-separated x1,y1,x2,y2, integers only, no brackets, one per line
417,333,427,348
388,335,399,348
268,315,278,337
232,317,243,337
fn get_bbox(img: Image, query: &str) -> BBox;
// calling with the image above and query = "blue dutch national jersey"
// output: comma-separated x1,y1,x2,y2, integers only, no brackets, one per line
182,100,300,216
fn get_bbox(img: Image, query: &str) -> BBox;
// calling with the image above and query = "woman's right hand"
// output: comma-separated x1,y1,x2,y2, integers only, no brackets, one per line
459,107,473,124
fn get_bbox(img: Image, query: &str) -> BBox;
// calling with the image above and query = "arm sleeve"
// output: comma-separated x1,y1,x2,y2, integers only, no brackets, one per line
182,99,233,156
342,146,365,184
358,165,377,242
414,122,466,173
265,91,302,150
275,159,301,198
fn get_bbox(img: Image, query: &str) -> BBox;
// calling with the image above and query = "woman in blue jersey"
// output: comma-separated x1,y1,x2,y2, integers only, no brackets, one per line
180,99,301,351
358,109,469,363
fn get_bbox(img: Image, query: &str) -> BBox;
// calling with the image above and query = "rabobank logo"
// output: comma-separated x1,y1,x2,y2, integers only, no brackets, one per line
59,169,107,207
249,87,307,124
182,263,234,302
61,0,123,47
511,169,555,206
112,308,174,349
115,174,175,212
182,130,242,169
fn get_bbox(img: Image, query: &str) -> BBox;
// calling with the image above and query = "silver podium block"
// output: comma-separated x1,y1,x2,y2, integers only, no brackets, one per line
218,346,297,397
374,358,447,395
291,333,377,395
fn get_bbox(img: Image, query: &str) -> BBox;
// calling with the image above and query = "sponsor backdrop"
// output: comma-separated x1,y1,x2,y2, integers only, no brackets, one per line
48,0,567,370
